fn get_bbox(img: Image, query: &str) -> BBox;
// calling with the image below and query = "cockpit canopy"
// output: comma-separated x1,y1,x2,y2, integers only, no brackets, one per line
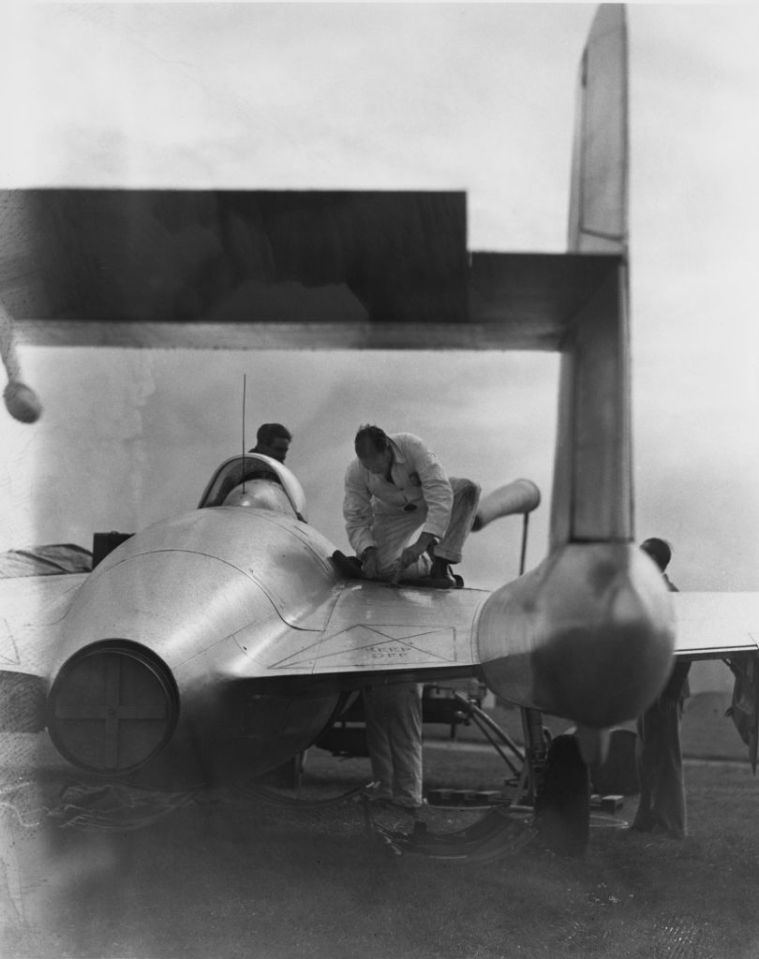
198,454,307,521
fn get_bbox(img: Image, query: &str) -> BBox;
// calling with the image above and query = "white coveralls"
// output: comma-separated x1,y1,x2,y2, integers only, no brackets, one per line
343,432,481,805
343,432,480,579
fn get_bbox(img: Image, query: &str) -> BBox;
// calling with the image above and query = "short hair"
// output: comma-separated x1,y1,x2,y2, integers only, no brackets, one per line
354,424,389,457
256,423,292,447
640,537,672,572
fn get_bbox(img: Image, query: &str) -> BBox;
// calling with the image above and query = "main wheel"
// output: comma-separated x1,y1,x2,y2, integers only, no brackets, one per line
534,733,590,857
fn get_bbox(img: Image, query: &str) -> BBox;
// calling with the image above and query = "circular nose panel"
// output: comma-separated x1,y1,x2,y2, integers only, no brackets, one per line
47,644,178,774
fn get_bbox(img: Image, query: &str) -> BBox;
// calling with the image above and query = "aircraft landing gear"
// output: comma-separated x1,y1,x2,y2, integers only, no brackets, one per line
534,733,590,857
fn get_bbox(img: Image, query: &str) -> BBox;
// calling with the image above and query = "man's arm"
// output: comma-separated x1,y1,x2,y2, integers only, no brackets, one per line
392,531,439,581
388,435,453,578
343,461,376,557
404,435,453,539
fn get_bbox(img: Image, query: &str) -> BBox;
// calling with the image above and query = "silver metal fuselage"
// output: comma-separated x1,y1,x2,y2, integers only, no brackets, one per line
45,502,674,784
48,506,342,783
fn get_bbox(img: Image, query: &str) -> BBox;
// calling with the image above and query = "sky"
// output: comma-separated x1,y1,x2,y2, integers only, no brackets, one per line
0,2,757,596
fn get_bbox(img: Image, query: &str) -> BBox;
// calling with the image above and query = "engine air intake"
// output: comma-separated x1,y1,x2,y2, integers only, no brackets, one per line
47,641,178,774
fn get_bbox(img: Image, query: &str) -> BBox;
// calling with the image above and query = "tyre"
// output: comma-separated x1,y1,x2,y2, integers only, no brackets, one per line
534,733,590,856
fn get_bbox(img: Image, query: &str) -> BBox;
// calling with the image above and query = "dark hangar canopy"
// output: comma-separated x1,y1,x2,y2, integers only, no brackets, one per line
1,188,618,350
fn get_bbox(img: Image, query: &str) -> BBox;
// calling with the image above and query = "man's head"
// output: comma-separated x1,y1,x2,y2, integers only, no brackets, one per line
253,423,292,463
640,537,672,573
354,425,392,475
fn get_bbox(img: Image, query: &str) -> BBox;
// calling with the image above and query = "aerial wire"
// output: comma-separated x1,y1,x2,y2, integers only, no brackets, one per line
241,373,247,494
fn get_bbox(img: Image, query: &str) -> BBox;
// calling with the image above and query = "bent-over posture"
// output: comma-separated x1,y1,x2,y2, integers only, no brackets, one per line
342,425,480,808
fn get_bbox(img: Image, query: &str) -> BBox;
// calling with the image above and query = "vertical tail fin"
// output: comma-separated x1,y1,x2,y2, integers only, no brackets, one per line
550,4,631,550
567,4,629,255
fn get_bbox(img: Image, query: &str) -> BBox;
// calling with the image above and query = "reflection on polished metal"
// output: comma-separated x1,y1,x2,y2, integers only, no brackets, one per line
477,543,675,728
198,452,307,520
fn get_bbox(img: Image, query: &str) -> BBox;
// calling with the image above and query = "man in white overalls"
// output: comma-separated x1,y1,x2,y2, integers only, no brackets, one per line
342,425,480,807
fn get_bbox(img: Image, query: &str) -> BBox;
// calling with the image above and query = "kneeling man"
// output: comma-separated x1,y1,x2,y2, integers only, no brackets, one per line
342,424,480,587
341,424,480,809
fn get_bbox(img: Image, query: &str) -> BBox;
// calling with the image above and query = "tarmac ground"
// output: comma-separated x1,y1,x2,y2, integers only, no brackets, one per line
1,692,756,959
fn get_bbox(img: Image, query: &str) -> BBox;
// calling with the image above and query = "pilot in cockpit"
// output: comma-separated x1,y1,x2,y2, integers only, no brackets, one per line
249,423,291,464
198,424,306,522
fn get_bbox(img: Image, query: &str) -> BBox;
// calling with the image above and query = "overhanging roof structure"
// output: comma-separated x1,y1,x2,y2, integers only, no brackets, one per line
3,187,617,351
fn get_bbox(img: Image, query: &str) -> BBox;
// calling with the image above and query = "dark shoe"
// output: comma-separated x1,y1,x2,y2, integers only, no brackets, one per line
331,550,365,579
429,558,463,589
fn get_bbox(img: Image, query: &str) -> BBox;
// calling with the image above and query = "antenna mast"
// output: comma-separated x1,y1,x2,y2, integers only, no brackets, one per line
241,373,247,494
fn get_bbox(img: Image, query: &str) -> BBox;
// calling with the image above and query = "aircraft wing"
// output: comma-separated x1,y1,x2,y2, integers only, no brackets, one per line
218,579,489,689
0,573,87,676
673,592,759,774
672,592,759,660
252,586,759,681
9,577,759,682
0,572,87,731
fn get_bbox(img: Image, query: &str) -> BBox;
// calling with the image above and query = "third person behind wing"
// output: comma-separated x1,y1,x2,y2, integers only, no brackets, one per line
630,537,690,839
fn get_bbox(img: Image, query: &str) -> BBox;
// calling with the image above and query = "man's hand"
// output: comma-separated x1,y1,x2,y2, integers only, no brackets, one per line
361,547,381,579
391,533,437,583
398,544,423,571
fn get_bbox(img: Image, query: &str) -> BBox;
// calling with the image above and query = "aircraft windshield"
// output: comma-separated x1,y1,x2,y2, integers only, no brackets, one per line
198,454,307,521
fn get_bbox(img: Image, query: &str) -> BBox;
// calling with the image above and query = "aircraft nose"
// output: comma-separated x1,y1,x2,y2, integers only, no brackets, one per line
47,641,179,774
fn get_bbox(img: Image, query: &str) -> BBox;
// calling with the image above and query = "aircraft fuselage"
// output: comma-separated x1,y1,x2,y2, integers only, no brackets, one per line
43,502,675,786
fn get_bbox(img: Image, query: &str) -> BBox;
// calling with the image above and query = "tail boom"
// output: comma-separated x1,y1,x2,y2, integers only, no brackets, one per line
476,542,675,727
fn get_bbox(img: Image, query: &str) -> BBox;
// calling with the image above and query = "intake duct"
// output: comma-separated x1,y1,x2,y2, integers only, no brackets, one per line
47,640,179,775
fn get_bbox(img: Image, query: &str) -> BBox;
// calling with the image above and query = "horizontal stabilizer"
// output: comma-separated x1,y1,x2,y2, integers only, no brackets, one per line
473,479,541,532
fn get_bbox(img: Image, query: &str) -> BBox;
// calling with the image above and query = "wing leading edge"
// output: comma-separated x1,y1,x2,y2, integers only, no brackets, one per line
0,573,88,676
225,580,487,688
